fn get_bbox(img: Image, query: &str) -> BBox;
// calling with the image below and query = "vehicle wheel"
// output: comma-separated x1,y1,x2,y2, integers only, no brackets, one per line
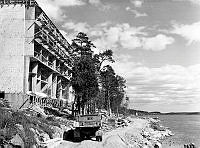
63,131,69,140
96,136,102,142
63,130,74,141
100,136,102,141
96,136,99,141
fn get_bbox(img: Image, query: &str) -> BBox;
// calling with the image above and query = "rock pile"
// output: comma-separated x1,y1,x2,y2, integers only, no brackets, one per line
118,117,173,148
0,104,74,148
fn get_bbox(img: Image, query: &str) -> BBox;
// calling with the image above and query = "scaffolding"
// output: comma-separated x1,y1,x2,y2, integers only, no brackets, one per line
0,0,36,6
34,11,73,68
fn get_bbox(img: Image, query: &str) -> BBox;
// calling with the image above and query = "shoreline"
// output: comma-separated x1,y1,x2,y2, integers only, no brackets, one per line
140,117,174,147
103,116,174,148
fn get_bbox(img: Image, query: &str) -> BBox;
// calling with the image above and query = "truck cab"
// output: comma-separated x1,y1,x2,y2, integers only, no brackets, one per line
73,114,102,141
76,114,102,127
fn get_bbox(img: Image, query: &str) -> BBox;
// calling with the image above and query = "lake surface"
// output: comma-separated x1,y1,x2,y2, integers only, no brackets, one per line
152,115,200,148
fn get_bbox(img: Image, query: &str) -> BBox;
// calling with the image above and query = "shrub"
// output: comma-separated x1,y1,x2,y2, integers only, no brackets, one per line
0,98,10,108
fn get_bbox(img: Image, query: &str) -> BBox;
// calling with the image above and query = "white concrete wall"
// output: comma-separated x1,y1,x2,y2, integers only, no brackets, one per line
0,5,26,93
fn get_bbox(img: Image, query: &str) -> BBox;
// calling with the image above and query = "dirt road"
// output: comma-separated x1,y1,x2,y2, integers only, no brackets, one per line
55,118,148,148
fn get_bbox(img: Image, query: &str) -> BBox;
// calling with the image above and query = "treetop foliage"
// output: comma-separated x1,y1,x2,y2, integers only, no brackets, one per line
70,32,128,115
71,32,95,56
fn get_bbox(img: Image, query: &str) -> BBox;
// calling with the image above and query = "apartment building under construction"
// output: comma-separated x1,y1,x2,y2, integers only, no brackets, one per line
0,0,74,109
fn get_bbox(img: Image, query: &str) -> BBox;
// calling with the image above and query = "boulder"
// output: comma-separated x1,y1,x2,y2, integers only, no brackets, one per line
15,124,25,140
39,132,50,142
31,105,47,118
154,142,162,148
29,128,40,145
51,126,62,138
10,134,24,148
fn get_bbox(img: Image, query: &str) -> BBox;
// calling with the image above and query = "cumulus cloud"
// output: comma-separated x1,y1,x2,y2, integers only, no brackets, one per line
63,22,90,33
37,0,62,20
88,0,111,11
88,0,101,6
126,7,147,18
55,0,85,6
130,0,143,8
62,21,174,51
171,21,200,45
39,0,85,7
37,0,85,20
142,34,175,51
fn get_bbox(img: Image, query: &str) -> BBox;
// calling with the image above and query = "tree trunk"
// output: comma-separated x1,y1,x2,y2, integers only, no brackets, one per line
82,104,85,115
77,96,81,115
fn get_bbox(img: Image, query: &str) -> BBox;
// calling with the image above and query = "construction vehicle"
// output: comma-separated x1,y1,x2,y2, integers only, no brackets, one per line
73,114,102,141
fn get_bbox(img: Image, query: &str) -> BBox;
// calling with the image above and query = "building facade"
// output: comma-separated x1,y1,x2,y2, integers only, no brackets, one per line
0,0,74,109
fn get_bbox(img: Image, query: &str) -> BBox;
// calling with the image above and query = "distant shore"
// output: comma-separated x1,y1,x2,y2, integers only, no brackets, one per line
161,112,200,115
125,108,200,116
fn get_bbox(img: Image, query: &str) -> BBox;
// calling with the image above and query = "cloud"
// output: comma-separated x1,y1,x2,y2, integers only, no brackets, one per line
39,0,86,7
142,34,175,51
63,21,90,33
111,61,200,111
36,0,85,20
63,21,174,51
54,0,85,6
130,0,143,8
126,7,147,18
188,0,200,5
88,0,101,6
171,21,200,45
92,23,146,50
111,55,200,97
88,0,111,11
92,23,173,51
37,0,62,20
173,0,200,5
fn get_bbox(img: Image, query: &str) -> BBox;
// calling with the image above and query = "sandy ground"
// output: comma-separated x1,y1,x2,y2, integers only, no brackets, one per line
55,118,148,148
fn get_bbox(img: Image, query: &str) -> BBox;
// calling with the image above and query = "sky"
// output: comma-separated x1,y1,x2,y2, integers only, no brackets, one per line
37,0,200,112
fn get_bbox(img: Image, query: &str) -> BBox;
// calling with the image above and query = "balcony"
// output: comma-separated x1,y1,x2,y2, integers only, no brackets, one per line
33,51,71,80
34,51,54,69
30,94,64,108
36,14,70,51
34,28,70,63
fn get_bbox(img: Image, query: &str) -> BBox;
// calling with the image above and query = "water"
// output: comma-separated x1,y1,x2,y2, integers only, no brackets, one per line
154,115,200,148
